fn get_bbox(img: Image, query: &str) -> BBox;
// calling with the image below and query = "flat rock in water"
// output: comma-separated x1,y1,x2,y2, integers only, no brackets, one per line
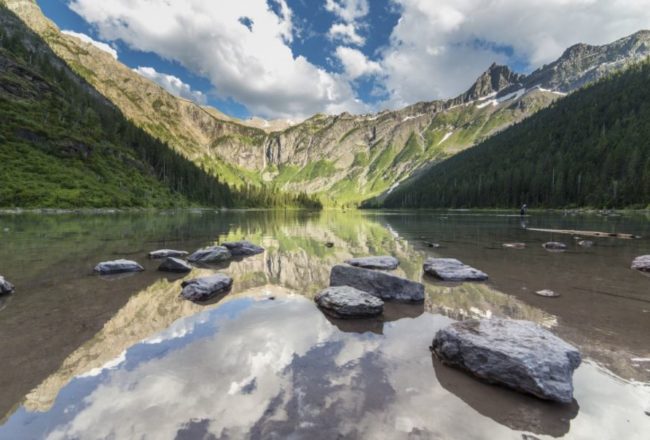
187,246,232,264
503,243,526,249
148,249,189,259
578,240,594,247
423,258,488,281
158,257,192,273
315,286,384,318
345,256,399,270
330,264,424,302
631,255,650,272
432,318,581,403
543,242,567,251
425,242,440,248
181,274,233,301
94,259,144,275
222,240,264,256
0,276,15,295
535,289,560,298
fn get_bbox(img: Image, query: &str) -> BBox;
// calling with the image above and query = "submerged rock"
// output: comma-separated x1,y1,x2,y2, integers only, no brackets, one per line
93,259,144,275
345,256,399,270
181,274,233,301
158,257,192,273
432,318,581,403
315,286,384,318
148,249,189,259
221,240,264,257
425,242,441,248
187,246,232,264
503,243,526,249
543,242,567,251
631,255,650,272
423,258,488,282
535,289,560,298
0,276,15,295
330,264,424,302
578,240,594,247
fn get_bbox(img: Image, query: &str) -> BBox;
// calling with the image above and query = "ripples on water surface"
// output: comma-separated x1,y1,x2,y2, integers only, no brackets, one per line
0,210,648,439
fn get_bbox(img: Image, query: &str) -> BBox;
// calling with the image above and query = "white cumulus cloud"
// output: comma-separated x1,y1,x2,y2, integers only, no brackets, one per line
324,0,369,22
65,0,650,117
328,22,365,46
67,0,367,119
325,0,369,47
335,46,381,80
61,30,118,59
133,66,207,104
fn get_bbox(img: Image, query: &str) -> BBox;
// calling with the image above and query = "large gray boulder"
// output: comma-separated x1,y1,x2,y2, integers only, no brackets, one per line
315,286,384,318
148,249,189,259
181,274,233,301
423,258,488,281
432,318,581,403
221,240,264,257
330,264,424,302
631,255,650,272
187,246,232,264
345,256,399,270
158,257,192,273
94,259,144,275
0,276,15,295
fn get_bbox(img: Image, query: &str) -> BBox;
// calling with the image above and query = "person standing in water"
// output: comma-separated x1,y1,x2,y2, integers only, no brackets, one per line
519,204,528,229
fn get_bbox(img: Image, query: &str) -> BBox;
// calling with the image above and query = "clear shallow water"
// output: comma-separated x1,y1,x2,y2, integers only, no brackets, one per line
0,210,648,439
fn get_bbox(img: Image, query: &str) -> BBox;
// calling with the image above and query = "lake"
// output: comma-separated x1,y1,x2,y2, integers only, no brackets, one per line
0,210,648,439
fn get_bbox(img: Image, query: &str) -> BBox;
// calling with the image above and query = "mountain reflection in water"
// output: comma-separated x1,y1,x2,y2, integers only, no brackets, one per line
0,210,648,439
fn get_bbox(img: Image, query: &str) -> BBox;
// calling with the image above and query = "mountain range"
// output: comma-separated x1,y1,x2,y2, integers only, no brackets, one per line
2,0,650,208
371,59,650,209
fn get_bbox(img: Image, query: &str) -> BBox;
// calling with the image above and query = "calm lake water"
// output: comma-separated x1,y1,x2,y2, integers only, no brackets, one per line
0,210,648,439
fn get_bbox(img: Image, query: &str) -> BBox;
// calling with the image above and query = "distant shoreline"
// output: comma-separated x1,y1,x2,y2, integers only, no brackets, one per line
1,207,648,215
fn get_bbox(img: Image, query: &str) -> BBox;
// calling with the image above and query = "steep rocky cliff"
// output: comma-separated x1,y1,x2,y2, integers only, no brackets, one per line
4,0,650,205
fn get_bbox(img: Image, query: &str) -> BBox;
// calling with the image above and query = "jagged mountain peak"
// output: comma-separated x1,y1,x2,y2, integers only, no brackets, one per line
458,62,524,103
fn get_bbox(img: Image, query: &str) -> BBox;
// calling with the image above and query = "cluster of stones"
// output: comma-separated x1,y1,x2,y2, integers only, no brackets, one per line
313,251,587,402
315,256,425,319
92,240,265,302
419,255,584,402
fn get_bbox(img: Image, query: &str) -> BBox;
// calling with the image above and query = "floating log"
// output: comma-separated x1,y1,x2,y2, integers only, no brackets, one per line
526,228,641,239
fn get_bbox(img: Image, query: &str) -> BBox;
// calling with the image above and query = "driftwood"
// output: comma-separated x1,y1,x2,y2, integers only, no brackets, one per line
526,228,641,239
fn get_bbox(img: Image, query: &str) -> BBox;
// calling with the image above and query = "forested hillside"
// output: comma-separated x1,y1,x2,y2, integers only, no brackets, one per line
370,61,650,209
6,2,647,207
0,5,320,209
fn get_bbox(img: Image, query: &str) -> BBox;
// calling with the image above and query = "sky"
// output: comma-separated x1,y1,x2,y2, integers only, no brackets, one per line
37,0,650,120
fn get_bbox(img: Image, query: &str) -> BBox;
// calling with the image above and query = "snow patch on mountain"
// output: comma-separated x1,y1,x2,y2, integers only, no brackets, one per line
438,131,453,145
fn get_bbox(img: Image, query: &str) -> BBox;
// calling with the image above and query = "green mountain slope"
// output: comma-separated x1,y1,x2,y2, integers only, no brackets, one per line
3,0,649,208
369,61,650,209
0,4,321,209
